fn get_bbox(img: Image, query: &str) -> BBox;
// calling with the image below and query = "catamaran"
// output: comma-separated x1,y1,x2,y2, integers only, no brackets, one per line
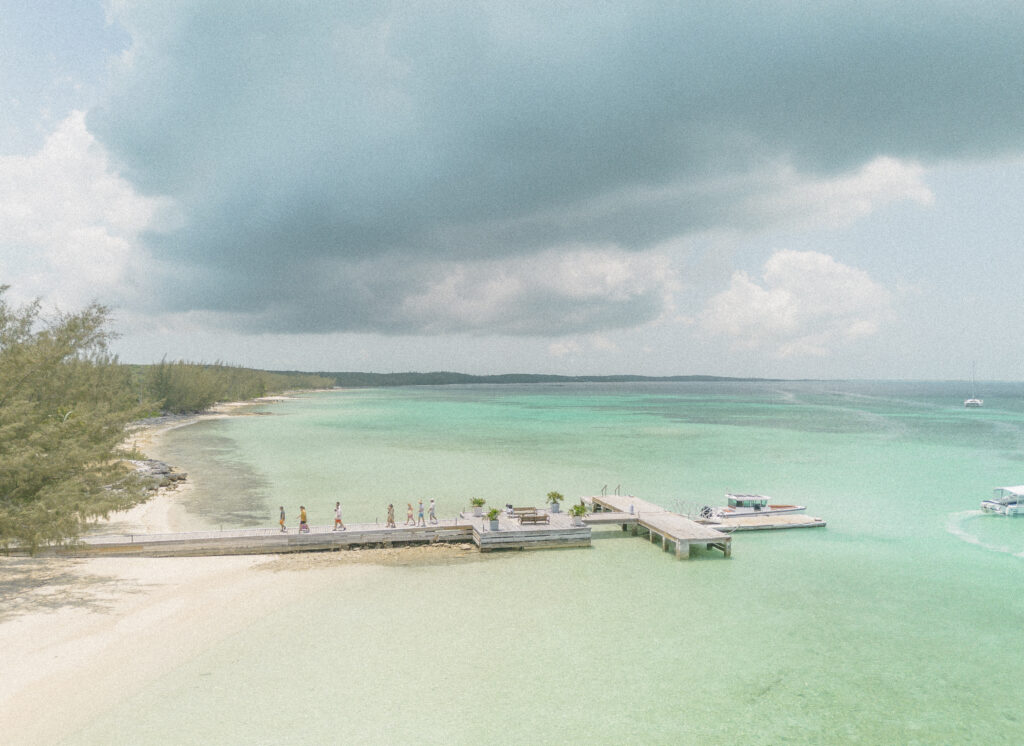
981,486,1024,516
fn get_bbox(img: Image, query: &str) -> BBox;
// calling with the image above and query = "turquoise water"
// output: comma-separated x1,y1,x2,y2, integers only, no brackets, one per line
72,382,1024,744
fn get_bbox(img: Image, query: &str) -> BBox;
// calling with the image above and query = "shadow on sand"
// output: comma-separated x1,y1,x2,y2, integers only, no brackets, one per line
0,558,148,623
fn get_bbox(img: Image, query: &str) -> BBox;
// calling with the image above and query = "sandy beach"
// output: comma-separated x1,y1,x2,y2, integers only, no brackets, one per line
0,398,311,745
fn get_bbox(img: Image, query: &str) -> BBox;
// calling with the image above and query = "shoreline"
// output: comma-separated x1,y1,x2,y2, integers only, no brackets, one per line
110,394,301,535
0,393,318,744
0,387,476,745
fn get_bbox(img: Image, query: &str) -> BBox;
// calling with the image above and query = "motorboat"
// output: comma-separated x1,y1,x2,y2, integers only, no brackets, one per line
981,486,1024,516
705,494,806,519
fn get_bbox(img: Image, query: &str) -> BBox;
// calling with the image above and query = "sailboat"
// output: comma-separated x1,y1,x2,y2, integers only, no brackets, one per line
964,363,983,408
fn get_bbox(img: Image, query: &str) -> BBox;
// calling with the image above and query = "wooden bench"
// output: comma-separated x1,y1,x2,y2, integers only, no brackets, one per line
512,506,538,517
519,512,549,525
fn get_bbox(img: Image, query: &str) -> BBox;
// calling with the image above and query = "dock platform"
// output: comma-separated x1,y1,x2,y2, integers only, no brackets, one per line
587,495,732,559
37,512,592,558
26,496,748,561
708,514,827,532
463,511,591,551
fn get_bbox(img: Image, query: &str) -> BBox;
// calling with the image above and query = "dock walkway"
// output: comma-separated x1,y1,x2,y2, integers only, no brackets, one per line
27,496,738,561
587,494,732,559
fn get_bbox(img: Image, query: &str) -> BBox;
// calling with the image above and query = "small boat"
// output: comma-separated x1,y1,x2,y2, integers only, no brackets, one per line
981,486,1024,516
711,494,806,519
964,363,983,407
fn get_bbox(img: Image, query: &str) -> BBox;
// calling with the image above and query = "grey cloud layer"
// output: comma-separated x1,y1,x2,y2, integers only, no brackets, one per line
91,1,1024,334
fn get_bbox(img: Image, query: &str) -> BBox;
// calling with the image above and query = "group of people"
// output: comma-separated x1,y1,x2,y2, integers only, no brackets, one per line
278,502,347,533
386,498,438,527
278,499,441,532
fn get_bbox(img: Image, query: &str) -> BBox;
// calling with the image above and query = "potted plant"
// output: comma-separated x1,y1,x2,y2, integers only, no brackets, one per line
486,507,501,530
470,497,486,517
568,502,587,526
546,491,564,514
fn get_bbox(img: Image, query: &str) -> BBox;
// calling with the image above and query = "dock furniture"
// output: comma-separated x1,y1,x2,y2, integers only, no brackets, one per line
519,512,549,525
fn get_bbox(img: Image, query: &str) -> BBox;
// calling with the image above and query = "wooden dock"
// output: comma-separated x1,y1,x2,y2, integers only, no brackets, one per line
49,520,475,558
587,495,732,559
27,496,746,561
36,512,592,558
463,511,591,552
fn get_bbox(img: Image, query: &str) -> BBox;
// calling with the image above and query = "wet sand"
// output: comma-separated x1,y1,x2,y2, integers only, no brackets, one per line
0,397,314,744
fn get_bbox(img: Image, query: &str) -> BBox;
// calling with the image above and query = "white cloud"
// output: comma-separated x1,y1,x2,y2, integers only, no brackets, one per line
399,248,678,335
700,250,891,357
742,157,934,231
0,111,167,307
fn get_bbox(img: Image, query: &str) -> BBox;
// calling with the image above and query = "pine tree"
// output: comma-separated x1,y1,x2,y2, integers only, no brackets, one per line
0,287,149,552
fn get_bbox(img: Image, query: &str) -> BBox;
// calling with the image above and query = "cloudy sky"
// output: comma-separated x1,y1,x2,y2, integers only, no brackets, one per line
2,1,1023,379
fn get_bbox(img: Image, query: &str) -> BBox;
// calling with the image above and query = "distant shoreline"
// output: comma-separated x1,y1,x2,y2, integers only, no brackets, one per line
296,371,788,388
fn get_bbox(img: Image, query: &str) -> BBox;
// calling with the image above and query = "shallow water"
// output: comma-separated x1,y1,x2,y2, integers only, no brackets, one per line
70,382,1024,744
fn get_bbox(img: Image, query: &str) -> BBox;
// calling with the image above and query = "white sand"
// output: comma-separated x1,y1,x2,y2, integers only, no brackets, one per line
0,400,308,745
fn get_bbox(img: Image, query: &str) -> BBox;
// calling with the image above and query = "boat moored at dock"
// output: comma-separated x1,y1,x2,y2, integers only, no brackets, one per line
981,486,1024,516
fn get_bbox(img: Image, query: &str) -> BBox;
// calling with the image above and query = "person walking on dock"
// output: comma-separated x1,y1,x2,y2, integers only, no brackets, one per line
333,501,346,531
279,506,286,533
386,503,396,528
405,502,414,525
299,505,309,533
428,498,437,524
417,499,426,526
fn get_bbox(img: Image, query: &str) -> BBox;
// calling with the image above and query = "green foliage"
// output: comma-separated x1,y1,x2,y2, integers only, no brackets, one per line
470,497,486,507
135,360,333,414
0,287,334,551
546,491,564,505
568,502,587,517
0,287,149,552
486,507,500,520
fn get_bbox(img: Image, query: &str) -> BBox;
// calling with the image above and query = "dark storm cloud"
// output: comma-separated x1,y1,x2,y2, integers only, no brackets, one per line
91,1,1024,334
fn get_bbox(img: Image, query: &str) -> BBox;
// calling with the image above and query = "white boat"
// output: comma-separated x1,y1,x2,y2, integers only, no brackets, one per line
964,364,983,407
981,486,1024,516
710,494,806,519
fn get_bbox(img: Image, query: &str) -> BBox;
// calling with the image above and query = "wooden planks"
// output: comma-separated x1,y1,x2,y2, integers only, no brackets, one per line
467,511,592,551
43,521,474,558
588,494,732,559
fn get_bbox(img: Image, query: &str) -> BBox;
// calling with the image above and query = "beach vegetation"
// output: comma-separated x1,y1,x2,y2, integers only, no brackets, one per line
0,287,150,552
136,360,334,414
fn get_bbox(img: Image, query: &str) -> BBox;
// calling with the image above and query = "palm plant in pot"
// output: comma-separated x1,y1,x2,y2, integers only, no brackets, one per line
568,502,587,526
486,507,501,530
546,491,564,514
470,497,485,517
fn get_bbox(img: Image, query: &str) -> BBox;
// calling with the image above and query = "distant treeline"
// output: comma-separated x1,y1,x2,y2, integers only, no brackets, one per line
298,371,773,388
131,361,334,414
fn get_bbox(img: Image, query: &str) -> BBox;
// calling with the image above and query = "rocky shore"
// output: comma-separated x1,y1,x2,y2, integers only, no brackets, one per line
126,459,188,490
